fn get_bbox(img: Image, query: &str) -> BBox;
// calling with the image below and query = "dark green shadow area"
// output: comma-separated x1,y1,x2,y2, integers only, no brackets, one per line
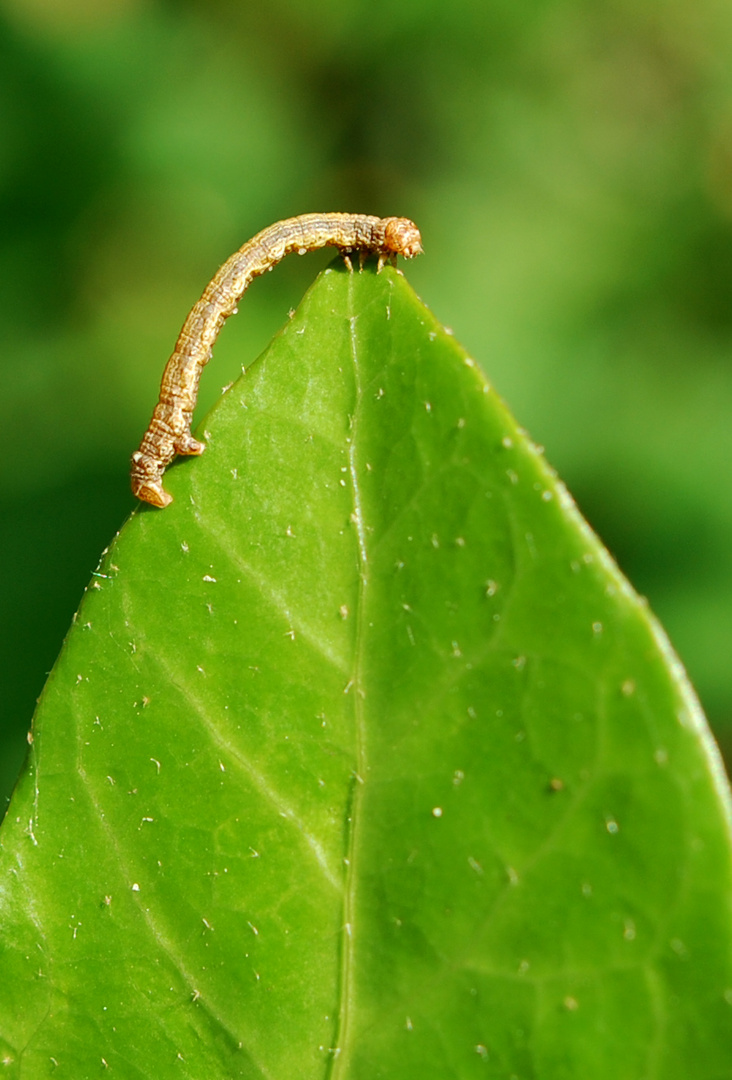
0,473,134,808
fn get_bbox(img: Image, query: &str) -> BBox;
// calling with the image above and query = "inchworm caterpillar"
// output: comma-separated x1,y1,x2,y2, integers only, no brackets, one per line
131,212,423,508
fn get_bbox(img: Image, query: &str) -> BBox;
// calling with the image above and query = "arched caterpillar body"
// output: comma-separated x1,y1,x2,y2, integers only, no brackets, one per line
131,212,423,508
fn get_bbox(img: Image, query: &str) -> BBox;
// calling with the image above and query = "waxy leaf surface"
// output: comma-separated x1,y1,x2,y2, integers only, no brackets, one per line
1,264,731,1078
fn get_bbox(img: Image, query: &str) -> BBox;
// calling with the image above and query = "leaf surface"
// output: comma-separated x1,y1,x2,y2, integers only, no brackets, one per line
1,263,731,1078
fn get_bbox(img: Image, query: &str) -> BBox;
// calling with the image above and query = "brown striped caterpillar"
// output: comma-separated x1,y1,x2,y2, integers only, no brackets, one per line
131,212,423,508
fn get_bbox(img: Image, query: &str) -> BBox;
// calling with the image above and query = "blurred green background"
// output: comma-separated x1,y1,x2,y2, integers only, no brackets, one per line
1,0,732,808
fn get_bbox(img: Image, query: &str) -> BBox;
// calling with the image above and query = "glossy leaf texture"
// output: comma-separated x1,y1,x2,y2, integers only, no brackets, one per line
1,263,731,1079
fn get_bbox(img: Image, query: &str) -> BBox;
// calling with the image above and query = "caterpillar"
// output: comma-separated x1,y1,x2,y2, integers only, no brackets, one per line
131,212,423,508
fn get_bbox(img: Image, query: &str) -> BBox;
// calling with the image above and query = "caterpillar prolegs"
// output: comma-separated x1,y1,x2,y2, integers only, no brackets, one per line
131,212,423,508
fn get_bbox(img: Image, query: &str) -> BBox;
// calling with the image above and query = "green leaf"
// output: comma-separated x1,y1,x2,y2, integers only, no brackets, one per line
1,262,731,1079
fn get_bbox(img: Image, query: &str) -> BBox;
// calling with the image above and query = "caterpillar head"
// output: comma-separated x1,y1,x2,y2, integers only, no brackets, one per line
382,217,423,259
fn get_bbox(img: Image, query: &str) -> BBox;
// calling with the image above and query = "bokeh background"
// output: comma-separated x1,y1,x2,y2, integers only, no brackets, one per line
2,0,732,808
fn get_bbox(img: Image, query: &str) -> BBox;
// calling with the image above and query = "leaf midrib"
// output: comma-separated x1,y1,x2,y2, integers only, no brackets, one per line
327,271,374,1078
